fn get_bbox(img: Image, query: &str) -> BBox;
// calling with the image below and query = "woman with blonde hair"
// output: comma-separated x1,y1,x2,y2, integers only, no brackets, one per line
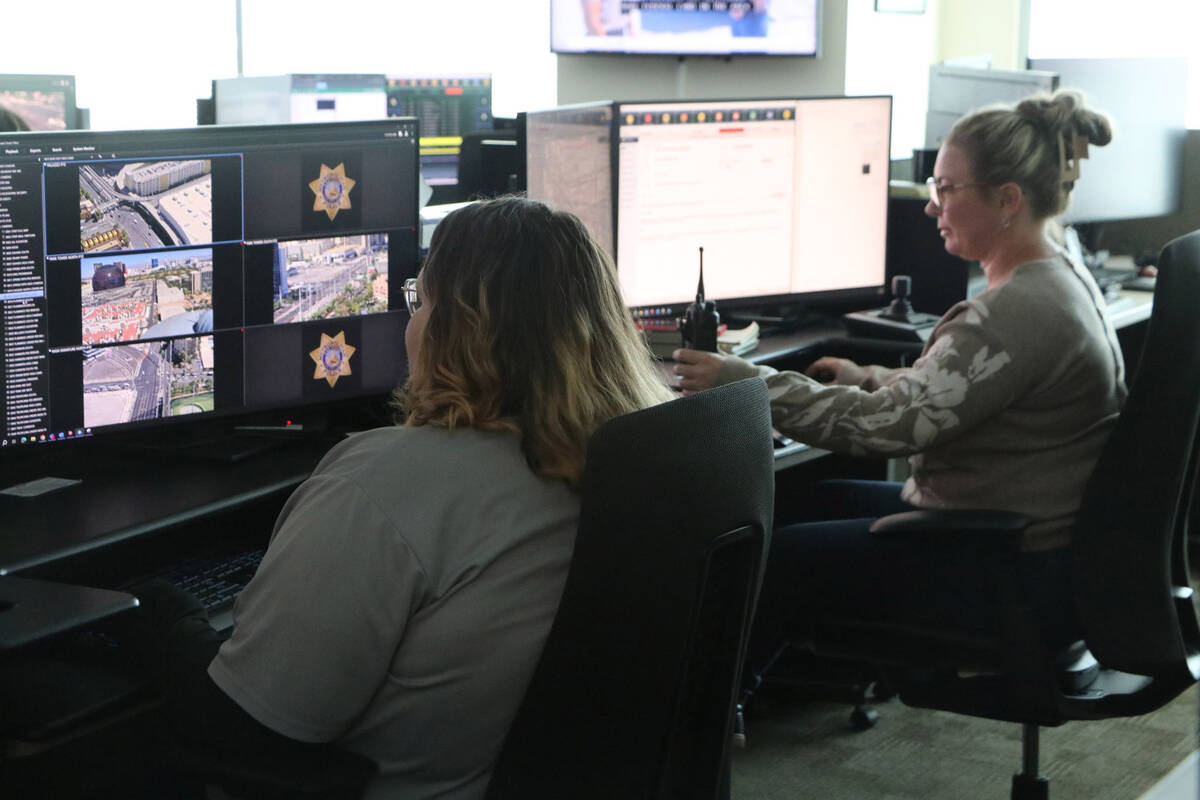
137,197,673,799
675,89,1122,653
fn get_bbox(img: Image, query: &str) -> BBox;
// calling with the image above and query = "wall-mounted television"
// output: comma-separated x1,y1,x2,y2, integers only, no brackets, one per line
551,0,820,57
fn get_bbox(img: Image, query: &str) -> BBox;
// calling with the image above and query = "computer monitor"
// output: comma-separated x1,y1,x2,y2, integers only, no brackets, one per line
456,131,521,200
385,74,493,189
925,65,1059,149
197,79,217,126
1026,57,1187,224
213,74,389,126
0,74,80,132
0,119,419,454
551,0,820,56
525,96,893,317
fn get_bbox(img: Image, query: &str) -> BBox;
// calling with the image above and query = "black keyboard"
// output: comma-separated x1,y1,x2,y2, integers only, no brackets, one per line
159,548,265,612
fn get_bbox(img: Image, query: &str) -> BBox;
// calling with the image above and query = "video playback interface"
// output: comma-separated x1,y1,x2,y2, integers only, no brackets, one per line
0,120,419,447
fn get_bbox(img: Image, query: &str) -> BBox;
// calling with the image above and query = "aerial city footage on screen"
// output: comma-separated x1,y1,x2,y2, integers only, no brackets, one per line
0,120,419,451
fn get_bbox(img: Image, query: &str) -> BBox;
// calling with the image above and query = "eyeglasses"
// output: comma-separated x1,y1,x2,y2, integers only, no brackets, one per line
402,277,422,315
925,176,989,210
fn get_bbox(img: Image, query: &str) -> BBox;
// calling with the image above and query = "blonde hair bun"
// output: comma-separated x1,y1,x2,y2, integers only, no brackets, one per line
1016,88,1113,148
948,88,1113,220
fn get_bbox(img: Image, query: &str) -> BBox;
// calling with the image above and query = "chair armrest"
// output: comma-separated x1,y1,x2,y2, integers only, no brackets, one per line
868,509,1033,546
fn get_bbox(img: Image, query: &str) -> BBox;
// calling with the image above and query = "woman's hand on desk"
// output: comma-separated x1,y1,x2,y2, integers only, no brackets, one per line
805,356,866,386
672,348,730,394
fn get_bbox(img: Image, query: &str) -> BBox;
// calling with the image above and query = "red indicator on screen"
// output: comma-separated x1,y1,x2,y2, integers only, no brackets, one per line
718,128,745,134
445,87,464,96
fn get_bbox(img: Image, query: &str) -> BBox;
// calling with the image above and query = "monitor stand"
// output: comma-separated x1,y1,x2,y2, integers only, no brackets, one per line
722,306,827,336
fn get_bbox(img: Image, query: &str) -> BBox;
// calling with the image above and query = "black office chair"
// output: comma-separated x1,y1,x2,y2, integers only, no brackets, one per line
485,378,775,799
784,229,1200,799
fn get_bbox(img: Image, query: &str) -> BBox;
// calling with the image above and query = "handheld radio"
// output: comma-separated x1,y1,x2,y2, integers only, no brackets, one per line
680,247,720,352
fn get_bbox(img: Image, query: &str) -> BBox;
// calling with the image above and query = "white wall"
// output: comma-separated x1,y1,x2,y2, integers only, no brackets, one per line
844,0,940,159
1028,0,1200,128
937,0,1023,70
239,0,558,121
0,0,559,129
0,0,238,130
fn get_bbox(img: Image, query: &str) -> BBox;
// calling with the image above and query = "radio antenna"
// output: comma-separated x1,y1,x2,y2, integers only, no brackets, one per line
696,246,705,304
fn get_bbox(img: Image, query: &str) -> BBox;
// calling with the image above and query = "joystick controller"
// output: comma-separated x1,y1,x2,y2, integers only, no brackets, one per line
879,275,916,322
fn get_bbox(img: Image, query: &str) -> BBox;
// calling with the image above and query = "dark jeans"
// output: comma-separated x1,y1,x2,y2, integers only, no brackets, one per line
747,480,1076,672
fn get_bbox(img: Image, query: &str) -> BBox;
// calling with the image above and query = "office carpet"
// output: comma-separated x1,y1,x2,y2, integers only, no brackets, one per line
731,683,1198,800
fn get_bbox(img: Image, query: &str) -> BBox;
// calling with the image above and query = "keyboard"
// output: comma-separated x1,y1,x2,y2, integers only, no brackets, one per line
1090,267,1137,291
159,548,265,613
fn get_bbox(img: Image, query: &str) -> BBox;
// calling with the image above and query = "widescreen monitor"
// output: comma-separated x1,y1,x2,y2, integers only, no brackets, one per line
0,119,419,454
552,0,820,56
0,74,79,132
526,95,892,316
1026,57,1187,224
385,74,494,187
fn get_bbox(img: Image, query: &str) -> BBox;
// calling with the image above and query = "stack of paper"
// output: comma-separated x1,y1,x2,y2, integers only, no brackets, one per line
718,321,759,357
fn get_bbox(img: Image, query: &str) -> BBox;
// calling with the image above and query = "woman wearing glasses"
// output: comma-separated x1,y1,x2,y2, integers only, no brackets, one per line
674,89,1120,645
136,197,672,798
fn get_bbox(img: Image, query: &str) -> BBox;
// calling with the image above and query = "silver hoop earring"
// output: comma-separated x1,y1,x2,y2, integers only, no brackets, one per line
1002,218,1011,230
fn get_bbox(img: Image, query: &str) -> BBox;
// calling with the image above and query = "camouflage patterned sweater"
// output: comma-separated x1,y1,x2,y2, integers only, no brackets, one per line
716,252,1127,549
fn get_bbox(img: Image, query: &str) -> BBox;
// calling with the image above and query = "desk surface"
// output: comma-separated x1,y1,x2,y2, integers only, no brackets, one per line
0,436,338,576
1106,286,1154,330
4,285,1154,576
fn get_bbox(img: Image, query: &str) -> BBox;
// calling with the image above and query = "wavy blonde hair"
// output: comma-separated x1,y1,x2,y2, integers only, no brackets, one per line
397,197,674,487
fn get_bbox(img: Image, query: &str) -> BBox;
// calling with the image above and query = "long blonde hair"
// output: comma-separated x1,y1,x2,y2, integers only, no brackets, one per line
398,197,674,487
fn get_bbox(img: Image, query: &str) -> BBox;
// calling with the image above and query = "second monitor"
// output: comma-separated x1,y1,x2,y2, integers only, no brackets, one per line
385,74,494,193
526,95,893,319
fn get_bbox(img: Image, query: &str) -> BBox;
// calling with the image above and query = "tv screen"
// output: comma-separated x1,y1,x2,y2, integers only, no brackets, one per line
551,0,820,56
526,95,892,316
0,119,419,453
0,74,78,132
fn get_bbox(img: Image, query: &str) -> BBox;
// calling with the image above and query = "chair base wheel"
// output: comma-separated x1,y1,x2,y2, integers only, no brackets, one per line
870,679,895,702
850,706,879,731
